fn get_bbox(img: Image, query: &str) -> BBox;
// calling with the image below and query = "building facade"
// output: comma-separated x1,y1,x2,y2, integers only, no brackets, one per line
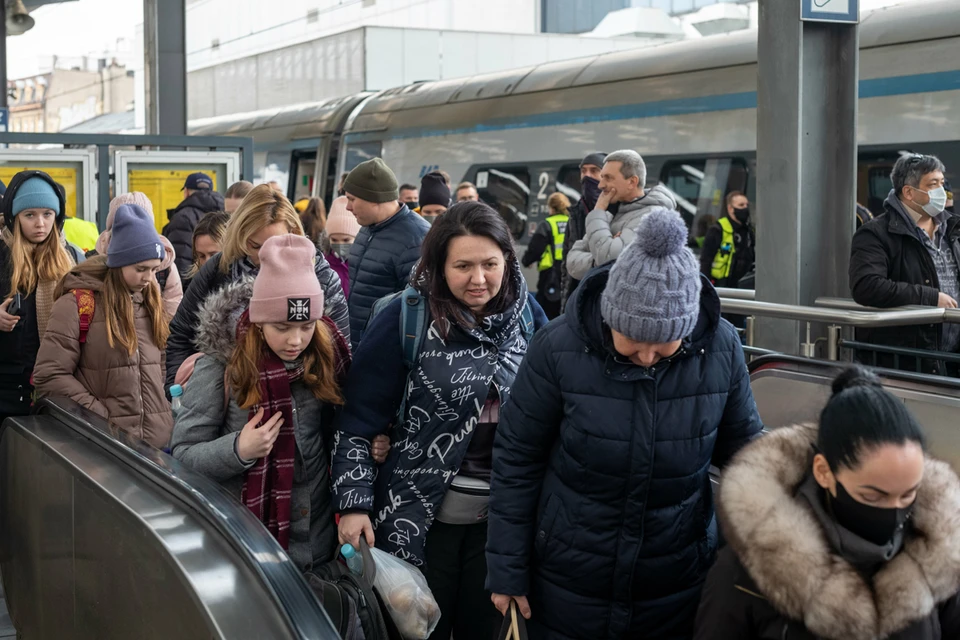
7,62,134,133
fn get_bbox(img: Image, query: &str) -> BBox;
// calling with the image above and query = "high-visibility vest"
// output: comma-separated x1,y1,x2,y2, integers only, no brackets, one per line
62,217,100,254
710,216,736,281
539,213,568,271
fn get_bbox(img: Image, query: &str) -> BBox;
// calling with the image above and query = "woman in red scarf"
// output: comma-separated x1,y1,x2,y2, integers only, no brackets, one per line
170,234,349,571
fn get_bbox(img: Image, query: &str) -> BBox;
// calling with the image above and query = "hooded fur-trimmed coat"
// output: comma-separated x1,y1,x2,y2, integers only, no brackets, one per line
169,277,342,572
694,423,960,640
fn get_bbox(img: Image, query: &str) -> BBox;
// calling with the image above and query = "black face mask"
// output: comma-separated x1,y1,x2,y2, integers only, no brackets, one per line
829,480,911,546
732,207,750,224
407,201,420,211
581,176,602,211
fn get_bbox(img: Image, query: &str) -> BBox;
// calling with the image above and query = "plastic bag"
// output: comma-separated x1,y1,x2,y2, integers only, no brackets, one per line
369,547,441,639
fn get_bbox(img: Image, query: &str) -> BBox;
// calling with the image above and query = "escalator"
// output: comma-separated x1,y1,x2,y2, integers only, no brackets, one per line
749,355,960,470
0,398,341,639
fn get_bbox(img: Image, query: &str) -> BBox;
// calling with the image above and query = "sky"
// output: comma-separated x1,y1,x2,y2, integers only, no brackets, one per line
5,0,142,79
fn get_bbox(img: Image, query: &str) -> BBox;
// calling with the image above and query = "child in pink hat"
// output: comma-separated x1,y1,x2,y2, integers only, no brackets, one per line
170,234,352,569
322,196,361,298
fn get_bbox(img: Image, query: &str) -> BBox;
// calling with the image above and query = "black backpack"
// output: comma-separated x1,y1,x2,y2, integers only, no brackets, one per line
307,542,401,640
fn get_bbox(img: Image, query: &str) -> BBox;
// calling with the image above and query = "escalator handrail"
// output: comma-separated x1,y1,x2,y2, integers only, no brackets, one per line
22,397,339,640
747,354,960,391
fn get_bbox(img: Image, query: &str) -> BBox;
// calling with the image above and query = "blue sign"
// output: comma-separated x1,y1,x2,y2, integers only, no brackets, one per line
802,0,859,23
0,107,7,133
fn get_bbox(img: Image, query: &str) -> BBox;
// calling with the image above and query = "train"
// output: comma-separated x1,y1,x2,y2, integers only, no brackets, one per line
189,0,960,248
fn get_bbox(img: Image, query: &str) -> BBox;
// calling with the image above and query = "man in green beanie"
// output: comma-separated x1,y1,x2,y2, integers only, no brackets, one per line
345,157,430,348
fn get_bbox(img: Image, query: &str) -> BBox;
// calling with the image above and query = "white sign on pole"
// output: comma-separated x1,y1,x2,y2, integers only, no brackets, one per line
802,0,859,23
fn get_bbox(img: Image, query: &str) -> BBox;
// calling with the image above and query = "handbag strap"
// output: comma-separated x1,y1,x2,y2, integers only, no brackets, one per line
497,600,528,640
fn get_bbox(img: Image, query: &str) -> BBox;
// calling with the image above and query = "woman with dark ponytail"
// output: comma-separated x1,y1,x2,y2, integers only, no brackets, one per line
695,366,960,640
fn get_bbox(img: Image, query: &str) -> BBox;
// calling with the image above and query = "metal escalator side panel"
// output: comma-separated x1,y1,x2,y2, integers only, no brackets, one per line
31,397,341,639
0,415,296,639
748,358,960,472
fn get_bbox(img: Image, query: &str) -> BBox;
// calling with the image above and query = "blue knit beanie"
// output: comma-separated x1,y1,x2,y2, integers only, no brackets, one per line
12,177,60,217
601,207,702,343
107,204,165,268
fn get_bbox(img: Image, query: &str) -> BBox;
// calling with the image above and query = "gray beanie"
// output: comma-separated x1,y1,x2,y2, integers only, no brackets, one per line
601,207,702,343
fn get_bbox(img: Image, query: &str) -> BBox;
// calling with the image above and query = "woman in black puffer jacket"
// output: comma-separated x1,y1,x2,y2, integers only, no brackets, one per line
487,208,763,639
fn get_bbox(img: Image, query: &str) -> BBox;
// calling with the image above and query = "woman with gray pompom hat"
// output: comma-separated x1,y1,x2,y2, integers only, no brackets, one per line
486,206,764,639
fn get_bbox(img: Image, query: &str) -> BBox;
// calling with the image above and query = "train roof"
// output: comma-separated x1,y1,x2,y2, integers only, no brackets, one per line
188,0,960,135
188,92,371,140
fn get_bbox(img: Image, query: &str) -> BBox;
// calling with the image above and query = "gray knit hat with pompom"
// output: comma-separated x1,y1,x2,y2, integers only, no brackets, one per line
600,207,702,343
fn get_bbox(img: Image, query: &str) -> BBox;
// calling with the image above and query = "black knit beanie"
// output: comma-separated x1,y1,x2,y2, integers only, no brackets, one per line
344,158,399,204
581,152,608,169
419,171,451,208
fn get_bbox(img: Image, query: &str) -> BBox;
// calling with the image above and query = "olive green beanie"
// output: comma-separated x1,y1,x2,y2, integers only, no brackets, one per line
344,158,399,204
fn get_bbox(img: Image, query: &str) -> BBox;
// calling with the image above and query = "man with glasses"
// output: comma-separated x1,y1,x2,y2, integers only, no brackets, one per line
849,153,960,375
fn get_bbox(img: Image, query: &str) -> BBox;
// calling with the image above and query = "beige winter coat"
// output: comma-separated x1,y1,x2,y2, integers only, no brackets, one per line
33,262,173,448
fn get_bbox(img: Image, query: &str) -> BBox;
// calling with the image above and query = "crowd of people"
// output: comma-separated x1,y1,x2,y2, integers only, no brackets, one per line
1,148,960,640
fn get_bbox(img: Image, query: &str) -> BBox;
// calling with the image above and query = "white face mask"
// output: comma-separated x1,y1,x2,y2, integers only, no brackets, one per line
915,185,947,216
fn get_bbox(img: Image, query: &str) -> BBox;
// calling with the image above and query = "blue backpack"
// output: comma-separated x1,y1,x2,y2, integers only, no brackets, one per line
369,286,536,369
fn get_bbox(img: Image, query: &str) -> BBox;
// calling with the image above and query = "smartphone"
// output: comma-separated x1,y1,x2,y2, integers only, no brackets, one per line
7,293,21,317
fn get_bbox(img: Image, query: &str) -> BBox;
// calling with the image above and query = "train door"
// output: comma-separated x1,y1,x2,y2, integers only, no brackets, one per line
289,148,317,203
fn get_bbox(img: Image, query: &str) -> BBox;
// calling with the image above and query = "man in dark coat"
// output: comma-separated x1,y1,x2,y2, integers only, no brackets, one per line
162,172,225,275
560,152,606,313
849,153,960,375
345,158,430,349
486,207,763,639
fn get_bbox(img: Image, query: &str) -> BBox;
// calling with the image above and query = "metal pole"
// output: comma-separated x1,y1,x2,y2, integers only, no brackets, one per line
745,316,756,347
755,0,859,354
0,2,7,111
827,325,842,361
143,0,187,135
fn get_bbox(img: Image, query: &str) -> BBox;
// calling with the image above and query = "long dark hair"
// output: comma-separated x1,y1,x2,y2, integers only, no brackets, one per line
413,201,518,337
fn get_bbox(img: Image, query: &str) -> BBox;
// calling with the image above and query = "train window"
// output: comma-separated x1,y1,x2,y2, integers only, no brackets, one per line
867,166,894,215
263,151,291,194
660,157,748,229
556,164,582,205
476,167,530,242
344,142,382,172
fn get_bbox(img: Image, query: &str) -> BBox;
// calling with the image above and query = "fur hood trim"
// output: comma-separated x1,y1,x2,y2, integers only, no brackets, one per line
719,424,960,640
194,276,254,362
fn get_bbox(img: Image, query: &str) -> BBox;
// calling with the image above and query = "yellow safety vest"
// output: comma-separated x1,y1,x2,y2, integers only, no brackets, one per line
62,217,100,254
539,213,568,271
710,216,736,281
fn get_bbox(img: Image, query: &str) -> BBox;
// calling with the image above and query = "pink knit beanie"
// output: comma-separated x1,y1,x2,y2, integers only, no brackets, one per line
96,192,157,256
249,234,324,323
325,196,361,238
108,192,154,229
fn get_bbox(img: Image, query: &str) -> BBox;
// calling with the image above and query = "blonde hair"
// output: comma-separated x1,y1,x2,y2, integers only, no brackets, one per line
220,184,304,272
547,192,571,215
8,218,72,297
55,255,169,356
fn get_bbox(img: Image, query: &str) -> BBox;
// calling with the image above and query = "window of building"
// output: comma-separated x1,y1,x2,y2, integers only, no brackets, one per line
475,167,530,241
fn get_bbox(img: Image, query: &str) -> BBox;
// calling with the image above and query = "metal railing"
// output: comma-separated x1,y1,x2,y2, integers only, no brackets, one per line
719,296,960,364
